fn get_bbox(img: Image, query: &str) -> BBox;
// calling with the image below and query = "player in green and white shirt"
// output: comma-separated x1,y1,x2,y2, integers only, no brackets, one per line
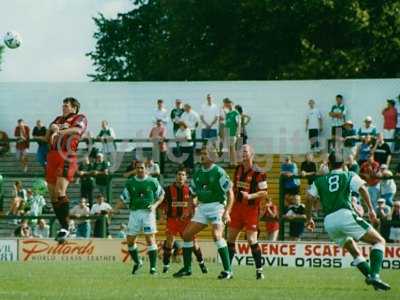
116,161,164,275
223,98,241,166
173,146,235,280
306,152,390,291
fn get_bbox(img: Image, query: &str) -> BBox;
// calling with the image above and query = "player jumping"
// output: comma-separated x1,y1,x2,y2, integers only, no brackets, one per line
116,161,165,275
45,97,87,243
162,168,208,274
227,144,268,279
173,146,234,280
306,151,391,291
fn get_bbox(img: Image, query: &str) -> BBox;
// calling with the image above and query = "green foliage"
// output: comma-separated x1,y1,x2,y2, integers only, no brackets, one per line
87,0,400,81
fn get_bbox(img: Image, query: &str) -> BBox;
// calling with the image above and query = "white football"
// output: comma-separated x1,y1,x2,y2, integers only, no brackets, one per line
3,31,22,49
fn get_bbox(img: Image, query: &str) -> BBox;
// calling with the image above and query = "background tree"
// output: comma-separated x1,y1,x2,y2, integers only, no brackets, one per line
87,0,400,81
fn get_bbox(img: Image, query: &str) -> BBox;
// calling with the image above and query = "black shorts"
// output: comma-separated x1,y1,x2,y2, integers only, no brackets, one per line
308,129,319,139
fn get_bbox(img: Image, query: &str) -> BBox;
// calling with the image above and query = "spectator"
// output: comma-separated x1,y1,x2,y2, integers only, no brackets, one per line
33,219,50,238
300,153,317,187
14,220,32,238
235,104,251,146
358,116,378,138
375,198,392,242
32,120,48,168
97,120,117,156
93,153,112,203
26,188,46,225
360,154,381,208
123,159,138,178
223,98,241,166
341,120,358,160
356,135,373,166
305,99,323,152
318,153,330,175
373,133,391,166
14,119,30,172
394,96,400,153
263,197,279,241
180,103,200,149
90,194,112,238
329,94,347,144
115,223,127,239
149,119,167,175
70,198,91,238
382,99,397,150
389,201,400,243
171,99,184,135
200,94,219,143
379,164,396,207
283,195,306,241
145,157,161,179
153,99,168,125
345,154,360,174
0,130,10,156
78,156,95,208
281,156,300,203
8,181,28,218
218,99,227,151
175,121,194,170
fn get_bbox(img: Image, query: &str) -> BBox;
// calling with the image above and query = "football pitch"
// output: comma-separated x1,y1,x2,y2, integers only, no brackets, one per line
0,262,398,300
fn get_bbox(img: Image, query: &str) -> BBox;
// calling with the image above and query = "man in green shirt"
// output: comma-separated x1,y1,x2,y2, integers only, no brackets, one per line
223,98,241,166
93,153,112,204
173,146,234,280
306,152,390,291
78,156,94,208
116,161,164,275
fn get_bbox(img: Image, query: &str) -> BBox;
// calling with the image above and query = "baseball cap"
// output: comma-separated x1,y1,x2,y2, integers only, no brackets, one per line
364,116,372,122
377,198,385,203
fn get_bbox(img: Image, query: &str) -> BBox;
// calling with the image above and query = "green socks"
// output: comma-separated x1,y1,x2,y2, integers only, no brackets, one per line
148,244,158,270
216,239,231,273
352,256,371,278
370,244,384,278
128,245,141,265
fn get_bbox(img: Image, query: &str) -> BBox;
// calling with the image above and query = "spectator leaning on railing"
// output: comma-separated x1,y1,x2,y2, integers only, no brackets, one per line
382,99,397,150
341,120,358,160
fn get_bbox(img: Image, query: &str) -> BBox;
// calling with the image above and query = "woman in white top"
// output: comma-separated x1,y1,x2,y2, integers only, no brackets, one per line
175,122,194,170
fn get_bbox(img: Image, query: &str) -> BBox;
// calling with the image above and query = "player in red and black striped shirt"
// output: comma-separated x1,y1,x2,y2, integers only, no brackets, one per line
45,97,88,243
227,144,268,280
161,169,208,274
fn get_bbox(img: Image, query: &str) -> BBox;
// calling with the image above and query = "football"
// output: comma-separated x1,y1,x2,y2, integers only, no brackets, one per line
3,31,22,49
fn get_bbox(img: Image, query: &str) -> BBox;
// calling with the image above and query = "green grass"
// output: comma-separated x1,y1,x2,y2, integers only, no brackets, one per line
0,262,398,300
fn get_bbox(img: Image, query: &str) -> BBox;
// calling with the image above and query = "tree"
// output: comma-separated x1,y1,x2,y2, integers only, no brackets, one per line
87,0,400,81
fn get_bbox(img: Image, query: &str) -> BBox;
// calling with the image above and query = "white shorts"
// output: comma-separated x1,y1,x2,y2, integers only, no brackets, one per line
389,227,400,241
324,209,371,247
192,202,225,225
127,209,157,236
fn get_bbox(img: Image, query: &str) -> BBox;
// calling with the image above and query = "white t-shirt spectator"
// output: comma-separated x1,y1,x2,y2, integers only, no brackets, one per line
70,205,91,224
381,178,397,195
181,110,200,130
175,128,193,147
90,202,112,215
153,108,169,125
201,103,219,129
33,225,50,238
306,108,323,130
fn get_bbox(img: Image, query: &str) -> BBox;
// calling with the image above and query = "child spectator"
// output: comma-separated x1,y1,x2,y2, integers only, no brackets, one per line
263,197,279,241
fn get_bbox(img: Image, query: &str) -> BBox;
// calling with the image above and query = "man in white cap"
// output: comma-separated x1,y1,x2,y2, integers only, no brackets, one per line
358,116,378,138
